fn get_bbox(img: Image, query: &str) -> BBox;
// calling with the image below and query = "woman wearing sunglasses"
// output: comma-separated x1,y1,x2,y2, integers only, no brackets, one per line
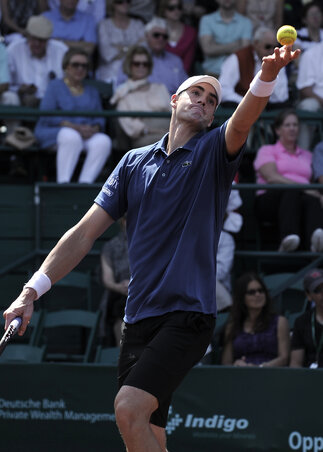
96,0,145,85
35,48,112,183
157,0,197,74
110,45,171,151
221,272,290,367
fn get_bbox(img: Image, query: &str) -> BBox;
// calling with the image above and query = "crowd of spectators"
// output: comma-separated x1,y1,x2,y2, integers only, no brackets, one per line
0,1,322,174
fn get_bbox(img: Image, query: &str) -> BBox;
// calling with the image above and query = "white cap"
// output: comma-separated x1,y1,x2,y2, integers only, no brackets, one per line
175,75,222,104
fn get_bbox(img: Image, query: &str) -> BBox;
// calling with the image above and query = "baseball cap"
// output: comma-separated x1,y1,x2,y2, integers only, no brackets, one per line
26,16,53,40
303,268,323,293
175,75,222,104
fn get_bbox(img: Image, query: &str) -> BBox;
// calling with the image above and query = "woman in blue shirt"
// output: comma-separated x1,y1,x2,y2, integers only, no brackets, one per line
35,48,112,183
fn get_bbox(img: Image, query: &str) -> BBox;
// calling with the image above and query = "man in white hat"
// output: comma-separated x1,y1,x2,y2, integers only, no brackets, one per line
7,15,68,107
4,44,300,451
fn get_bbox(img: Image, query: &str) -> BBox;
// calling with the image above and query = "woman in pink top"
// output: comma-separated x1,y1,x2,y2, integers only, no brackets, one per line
157,0,197,74
253,109,323,252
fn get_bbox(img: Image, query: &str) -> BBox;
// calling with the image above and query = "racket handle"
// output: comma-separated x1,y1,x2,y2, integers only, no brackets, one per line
8,317,22,332
0,317,22,354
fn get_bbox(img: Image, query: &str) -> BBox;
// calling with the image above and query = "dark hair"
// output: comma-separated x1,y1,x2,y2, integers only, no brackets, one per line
157,0,183,17
122,45,153,77
225,272,274,342
302,1,322,19
271,108,299,140
62,48,90,70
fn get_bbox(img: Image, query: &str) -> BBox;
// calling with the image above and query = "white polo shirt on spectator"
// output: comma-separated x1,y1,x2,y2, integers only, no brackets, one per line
7,37,68,99
219,51,289,104
296,42,323,98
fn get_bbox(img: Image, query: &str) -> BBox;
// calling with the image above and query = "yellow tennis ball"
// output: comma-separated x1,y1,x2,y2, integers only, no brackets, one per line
276,25,297,46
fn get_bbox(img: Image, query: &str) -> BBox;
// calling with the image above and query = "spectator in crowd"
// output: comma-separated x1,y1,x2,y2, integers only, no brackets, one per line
180,1,216,28
253,108,323,253
294,1,323,53
216,183,243,312
110,45,171,151
42,0,97,57
219,26,289,110
290,268,323,368
296,41,323,150
116,16,187,95
45,0,106,24
221,271,290,367
34,48,112,183
157,0,197,74
0,39,20,133
312,141,323,185
99,215,130,347
198,0,253,78
7,15,67,108
0,0,47,44
95,0,145,85
236,0,284,31
128,0,157,23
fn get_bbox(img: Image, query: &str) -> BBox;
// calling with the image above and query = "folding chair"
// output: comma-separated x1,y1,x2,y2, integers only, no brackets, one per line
54,270,93,311
95,345,120,366
36,309,100,363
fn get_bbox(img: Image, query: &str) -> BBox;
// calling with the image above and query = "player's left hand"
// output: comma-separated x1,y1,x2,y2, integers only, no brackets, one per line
261,45,301,81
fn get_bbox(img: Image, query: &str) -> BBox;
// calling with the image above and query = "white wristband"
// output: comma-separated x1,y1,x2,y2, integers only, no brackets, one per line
250,71,277,97
24,271,52,299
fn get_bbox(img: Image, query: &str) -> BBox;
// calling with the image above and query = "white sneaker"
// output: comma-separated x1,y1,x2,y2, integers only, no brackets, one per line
278,234,300,252
311,228,323,252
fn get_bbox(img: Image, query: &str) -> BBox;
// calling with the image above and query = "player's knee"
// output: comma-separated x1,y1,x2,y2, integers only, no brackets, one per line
114,388,154,432
114,396,138,432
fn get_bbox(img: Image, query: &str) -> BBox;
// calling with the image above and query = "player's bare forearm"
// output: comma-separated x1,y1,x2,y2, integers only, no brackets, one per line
225,45,301,155
40,204,114,284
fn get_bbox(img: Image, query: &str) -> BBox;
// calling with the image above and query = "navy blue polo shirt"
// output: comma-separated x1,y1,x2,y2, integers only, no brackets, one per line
95,121,244,323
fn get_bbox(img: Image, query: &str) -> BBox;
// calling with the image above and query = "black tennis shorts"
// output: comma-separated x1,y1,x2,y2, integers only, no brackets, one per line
117,310,215,428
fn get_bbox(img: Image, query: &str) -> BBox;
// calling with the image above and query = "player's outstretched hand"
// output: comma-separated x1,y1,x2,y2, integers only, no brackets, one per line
261,45,301,82
3,288,36,336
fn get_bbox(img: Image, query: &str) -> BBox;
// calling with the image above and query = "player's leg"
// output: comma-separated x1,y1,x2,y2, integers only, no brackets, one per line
116,311,215,452
114,385,164,452
150,424,167,451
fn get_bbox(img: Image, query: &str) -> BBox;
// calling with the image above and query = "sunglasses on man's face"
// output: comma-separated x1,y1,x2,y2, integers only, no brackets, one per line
69,62,89,70
166,4,182,11
152,32,168,40
132,61,150,67
114,0,131,4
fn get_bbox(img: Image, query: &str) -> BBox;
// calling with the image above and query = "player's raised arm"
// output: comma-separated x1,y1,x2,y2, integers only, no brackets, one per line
3,203,115,335
225,44,301,156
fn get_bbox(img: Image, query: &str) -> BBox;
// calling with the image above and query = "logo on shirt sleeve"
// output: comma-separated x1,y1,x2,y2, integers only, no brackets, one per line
107,174,119,188
102,187,113,197
182,161,192,167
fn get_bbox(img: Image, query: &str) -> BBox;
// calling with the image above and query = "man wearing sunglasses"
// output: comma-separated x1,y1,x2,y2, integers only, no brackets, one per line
4,42,300,452
219,26,290,110
290,268,323,369
116,17,187,95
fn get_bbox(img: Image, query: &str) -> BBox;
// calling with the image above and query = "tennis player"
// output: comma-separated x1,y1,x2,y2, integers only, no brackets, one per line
4,44,300,452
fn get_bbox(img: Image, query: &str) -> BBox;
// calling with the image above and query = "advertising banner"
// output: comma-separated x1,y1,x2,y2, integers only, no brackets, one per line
0,364,322,452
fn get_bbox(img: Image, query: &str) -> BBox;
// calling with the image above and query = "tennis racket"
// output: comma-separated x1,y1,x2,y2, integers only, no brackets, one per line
0,317,22,356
